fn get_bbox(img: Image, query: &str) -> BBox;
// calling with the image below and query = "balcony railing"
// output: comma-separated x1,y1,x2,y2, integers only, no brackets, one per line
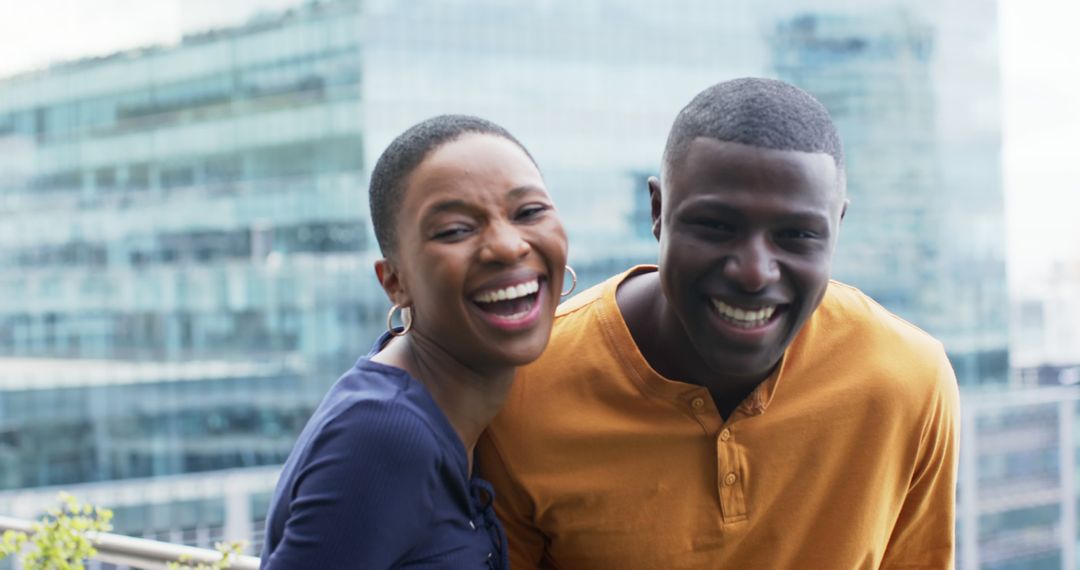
0,515,260,570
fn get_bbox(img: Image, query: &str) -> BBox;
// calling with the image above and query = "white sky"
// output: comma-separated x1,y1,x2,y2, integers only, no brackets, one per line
0,0,1077,298
0,0,299,75
999,0,1080,295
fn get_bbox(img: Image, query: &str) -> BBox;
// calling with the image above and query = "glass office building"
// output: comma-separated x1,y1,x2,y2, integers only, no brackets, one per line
0,0,375,554
0,0,372,491
0,1,1063,567
771,7,1010,388
766,9,1065,569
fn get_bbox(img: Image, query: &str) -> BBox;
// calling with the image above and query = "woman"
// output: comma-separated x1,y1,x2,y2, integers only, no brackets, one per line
260,115,570,569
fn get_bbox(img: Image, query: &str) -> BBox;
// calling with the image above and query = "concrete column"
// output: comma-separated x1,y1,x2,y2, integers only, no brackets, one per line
224,473,253,553
1060,400,1076,570
959,405,978,570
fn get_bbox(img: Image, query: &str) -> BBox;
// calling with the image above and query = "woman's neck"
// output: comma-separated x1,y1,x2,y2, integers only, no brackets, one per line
371,332,515,472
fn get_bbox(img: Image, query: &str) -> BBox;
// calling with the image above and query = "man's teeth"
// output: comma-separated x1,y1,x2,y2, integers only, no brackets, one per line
711,300,777,328
473,279,540,304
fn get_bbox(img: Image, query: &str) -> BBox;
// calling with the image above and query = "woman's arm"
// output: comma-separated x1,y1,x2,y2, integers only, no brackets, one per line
263,400,437,569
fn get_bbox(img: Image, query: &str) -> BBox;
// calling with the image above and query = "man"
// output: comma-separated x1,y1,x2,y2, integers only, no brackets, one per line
477,78,959,568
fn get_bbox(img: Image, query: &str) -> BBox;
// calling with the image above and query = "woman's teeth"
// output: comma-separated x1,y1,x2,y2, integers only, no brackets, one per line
472,279,540,304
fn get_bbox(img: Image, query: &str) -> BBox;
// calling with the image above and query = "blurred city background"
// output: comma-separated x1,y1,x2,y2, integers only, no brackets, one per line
0,0,1076,568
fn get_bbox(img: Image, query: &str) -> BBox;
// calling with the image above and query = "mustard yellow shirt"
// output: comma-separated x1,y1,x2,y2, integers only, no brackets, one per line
478,266,959,569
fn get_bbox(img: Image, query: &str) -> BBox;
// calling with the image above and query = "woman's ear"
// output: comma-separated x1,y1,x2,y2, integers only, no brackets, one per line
374,258,411,307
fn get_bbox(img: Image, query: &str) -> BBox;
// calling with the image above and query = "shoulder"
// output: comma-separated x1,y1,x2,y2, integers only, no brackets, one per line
264,366,452,568
323,397,441,456
553,274,611,319
805,281,957,400
489,270,631,432
547,266,649,349
511,268,642,383
277,386,448,522
815,281,947,360
490,269,647,442
556,265,653,318
299,365,446,472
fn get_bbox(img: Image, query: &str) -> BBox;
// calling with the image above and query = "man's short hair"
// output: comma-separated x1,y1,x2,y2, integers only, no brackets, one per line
663,77,844,176
369,114,536,256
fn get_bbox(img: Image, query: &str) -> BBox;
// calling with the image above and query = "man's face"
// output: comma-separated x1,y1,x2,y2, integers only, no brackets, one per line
654,137,846,382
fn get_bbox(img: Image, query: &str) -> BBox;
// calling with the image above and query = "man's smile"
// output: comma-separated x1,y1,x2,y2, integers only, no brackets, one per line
709,299,782,329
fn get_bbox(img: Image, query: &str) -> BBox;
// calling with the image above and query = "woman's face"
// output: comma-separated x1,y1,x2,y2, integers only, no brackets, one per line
382,133,568,372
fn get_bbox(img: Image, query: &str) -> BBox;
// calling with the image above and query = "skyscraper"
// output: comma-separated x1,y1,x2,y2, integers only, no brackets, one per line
0,0,377,550
769,9,1075,568
771,8,1009,388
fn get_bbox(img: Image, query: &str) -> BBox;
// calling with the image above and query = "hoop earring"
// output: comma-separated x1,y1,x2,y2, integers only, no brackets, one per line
561,265,577,297
386,304,413,337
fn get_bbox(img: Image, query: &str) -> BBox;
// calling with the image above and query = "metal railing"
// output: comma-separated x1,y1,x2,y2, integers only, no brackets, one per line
0,516,260,570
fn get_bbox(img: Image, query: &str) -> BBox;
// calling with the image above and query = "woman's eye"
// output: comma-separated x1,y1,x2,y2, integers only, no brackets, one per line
432,225,472,240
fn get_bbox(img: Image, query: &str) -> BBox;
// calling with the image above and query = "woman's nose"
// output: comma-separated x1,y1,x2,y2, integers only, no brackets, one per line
480,221,530,263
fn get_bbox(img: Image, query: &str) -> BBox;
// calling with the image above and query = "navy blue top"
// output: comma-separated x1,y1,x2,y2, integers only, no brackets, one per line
260,333,508,569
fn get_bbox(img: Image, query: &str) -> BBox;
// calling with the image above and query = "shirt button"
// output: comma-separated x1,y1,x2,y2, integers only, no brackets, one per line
469,520,476,530
720,428,731,441
487,552,493,559
691,397,705,410
724,472,738,486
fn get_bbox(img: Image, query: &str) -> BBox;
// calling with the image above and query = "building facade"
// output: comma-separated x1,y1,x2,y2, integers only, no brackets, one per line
0,1,375,493
766,9,1076,569
770,8,1010,388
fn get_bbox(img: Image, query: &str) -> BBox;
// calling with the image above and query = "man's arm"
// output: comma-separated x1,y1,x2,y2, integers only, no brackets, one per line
263,401,434,569
881,349,961,569
476,430,548,570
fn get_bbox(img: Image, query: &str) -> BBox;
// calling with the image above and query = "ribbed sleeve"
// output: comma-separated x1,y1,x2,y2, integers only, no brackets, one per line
261,343,508,569
263,399,438,569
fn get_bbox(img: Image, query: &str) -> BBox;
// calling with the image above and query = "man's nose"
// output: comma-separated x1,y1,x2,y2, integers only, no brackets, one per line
722,236,780,293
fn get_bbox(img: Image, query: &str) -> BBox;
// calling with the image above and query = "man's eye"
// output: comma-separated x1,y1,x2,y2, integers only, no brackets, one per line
695,220,735,233
777,229,817,240
516,204,550,220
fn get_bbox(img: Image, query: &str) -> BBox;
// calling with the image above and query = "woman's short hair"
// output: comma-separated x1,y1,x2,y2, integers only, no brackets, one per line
368,114,537,256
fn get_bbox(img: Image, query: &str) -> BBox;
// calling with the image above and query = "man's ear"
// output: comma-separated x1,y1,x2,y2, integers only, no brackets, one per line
648,176,663,241
837,175,849,223
374,258,411,307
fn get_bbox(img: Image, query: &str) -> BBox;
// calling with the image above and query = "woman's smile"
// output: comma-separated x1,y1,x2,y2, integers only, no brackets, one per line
470,276,548,331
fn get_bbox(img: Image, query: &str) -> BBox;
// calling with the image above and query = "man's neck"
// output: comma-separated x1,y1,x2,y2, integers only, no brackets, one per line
615,270,771,419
